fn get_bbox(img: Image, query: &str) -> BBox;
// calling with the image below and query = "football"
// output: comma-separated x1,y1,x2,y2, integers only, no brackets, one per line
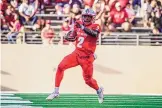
65,30,77,42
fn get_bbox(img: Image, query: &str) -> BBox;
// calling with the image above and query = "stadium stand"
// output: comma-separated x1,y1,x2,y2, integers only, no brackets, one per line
0,0,162,45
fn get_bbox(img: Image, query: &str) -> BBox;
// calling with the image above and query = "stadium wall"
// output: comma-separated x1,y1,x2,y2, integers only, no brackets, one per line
1,44,162,94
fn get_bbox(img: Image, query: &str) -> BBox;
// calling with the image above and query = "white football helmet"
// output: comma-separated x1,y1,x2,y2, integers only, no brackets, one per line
82,8,96,25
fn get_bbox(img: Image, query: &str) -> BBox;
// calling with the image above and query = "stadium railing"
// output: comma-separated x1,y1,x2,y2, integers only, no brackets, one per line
1,31,162,46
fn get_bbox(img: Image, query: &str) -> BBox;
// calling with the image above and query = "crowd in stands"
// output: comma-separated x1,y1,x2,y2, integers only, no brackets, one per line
0,0,162,44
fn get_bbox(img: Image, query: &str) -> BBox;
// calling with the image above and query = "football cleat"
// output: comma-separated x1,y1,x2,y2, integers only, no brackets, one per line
46,92,59,101
97,87,104,103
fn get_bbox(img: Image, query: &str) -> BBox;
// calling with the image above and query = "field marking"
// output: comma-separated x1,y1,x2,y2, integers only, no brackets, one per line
23,100,162,103
15,96,162,98
123,93,162,96
1,100,33,104
1,105,43,108
14,103,162,107
20,98,162,101
1,96,22,100
1,92,162,108
1,92,162,96
0,94,14,96
0,93,44,108
14,95,162,97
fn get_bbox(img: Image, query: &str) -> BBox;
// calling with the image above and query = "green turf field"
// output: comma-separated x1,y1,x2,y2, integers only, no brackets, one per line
1,93,162,108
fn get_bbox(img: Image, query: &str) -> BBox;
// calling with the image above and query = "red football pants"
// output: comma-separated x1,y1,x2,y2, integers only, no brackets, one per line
55,50,99,90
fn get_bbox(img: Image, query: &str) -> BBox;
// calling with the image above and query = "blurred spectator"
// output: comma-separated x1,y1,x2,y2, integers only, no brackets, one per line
69,0,83,8
121,21,132,32
55,0,70,4
71,3,81,18
103,4,110,19
1,16,9,31
125,3,136,24
10,0,19,10
63,4,71,15
143,0,151,27
119,0,129,8
41,20,55,45
132,0,141,16
0,7,6,30
69,3,81,24
35,0,53,14
18,0,38,25
60,19,71,44
0,0,8,12
1,0,162,45
145,0,158,22
109,0,119,11
108,2,131,31
6,13,23,44
62,20,71,32
151,27,161,45
83,0,94,8
103,4,111,32
151,8,162,32
55,3,63,15
33,17,45,31
4,5,15,30
133,0,141,7
152,27,160,34
55,0,70,15
42,0,52,6
93,0,105,29
109,0,129,13
144,0,162,31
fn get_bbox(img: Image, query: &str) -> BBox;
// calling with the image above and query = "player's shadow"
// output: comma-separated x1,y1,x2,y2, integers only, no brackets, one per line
1,70,12,75
94,64,122,74
1,70,17,91
1,85,18,91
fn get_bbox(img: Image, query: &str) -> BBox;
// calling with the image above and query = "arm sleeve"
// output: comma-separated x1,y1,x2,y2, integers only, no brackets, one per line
83,27,99,37
82,25,101,37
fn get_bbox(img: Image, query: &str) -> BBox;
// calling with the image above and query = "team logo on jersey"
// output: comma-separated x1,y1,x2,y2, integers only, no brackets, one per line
92,26,100,31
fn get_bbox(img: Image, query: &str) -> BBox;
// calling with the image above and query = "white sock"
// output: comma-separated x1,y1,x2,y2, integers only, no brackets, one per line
54,87,59,93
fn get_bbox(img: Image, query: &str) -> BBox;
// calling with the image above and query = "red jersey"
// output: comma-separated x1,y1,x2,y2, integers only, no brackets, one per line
110,9,128,24
73,21,101,55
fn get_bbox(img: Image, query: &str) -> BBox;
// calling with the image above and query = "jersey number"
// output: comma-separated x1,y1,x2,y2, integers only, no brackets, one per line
77,37,84,48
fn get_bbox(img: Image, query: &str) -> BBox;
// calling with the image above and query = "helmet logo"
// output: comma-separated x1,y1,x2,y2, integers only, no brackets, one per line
86,9,89,14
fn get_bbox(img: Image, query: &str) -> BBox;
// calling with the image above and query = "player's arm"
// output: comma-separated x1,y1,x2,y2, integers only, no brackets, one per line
82,27,99,37
75,22,100,37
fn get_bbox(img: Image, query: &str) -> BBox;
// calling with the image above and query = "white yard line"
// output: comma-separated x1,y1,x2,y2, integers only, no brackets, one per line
0,93,34,107
122,93,162,96
1,96,22,100
0,94,14,96
1,100,32,104
1,105,43,108
0,93,43,108
1,92,162,96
